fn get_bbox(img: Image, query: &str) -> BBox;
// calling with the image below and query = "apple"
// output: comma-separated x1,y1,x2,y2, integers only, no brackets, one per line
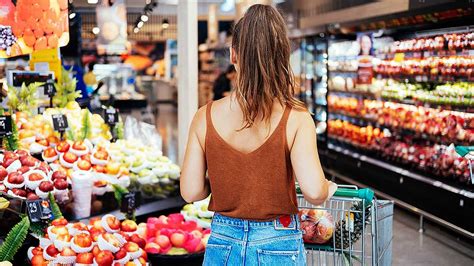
94,250,114,266
27,193,39,200
94,150,109,160
93,165,106,173
38,181,54,192
47,136,59,145
76,252,94,264
190,230,203,239
130,234,146,249
8,172,24,184
106,215,121,230
56,141,70,153
31,247,43,256
72,141,87,151
30,254,47,266
18,166,30,174
60,247,76,257
114,247,128,260
51,226,69,236
77,160,92,171
71,222,88,231
11,188,27,197
56,234,72,243
92,245,101,257
105,162,120,175
54,179,68,190
63,152,78,163
144,242,161,254
155,235,171,249
121,219,138,232
89,227,105,242
36,138,49,147
118,231,131,242
52,218,68,226
0,166,7,181
52,170,67,181
46,244,60,257
43,147,58,158
29,173,44,181
102,233,121,247
20,155,37,167
73,233,93,248
81,154,91,162
124,242,139,253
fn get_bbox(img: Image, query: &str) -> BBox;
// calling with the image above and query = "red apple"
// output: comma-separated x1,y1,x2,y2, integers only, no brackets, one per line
93,165,106,173
60,247,76,257
56,141,70,153
3,151,19,161
124,242,139,253
54,179,68,190
46,244,60,257
11,188,27,197
130,234,146,249
18,166,30,174
8,172,24,184
52,217,68,226
102,233,121,247
144,242,161,254
121,220,137,232
73,233,93,248
114,247,128,260
94,150,109,160
77,160,92,171
29,173,44,181
106,216,121,230
81,154,91,162
31,247,43,256
105,163,120,175
170,232,186,248
155,235,171,249
43,147,58,158
0,166,7,181
89,227,105,242
92,245,101,257
52,170,67,181
94,180,107,187
47,136,59,145
38,181,54,192
20,156,37,167
27,193,39,200
63,152,78,163
36,138,49,147
72,141,87,151
76,252,94,264
30,254,47,266
94,250,114,266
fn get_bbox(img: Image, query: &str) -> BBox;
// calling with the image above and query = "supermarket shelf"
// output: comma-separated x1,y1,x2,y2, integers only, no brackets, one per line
375,49,474,60
329,90,377,99
327,143,474,199
374,73,473,83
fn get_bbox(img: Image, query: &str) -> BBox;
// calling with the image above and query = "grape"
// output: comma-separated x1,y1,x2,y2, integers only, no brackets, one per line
0,26,17,54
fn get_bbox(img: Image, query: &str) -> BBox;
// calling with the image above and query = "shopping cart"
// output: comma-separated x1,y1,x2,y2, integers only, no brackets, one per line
455,146,474,184
297,185,394,266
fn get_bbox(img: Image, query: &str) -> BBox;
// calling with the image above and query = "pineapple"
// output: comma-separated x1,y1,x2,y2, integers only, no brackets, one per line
333,202,372,249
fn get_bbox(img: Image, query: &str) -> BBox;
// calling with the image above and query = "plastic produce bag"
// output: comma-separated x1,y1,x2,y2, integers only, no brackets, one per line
299,209,335,244
123,116,162,151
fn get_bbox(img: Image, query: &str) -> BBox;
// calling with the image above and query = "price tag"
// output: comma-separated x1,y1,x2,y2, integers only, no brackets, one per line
38,106,46,115
120,192,141,216
43,80,56,97
104,108,119,126
27,199,53,222
0,115,13,137
52,114,68,132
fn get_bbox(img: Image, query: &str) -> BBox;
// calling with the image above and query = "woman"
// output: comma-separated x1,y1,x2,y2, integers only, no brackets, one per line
180,4,337,265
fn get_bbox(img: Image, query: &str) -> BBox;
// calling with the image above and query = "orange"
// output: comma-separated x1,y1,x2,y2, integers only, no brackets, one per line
34,28,44,38
34,36,48,50
23,31,36,47
58,0,67,10
38,0,50,11
47,34,58,48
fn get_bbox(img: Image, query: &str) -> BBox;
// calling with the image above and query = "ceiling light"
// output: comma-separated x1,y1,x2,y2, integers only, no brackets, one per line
88,0,98,3
133,28,139,33
92,27,100,35
69,12,76,19
162,19,169,29
137,21,144,28
141,14,148,22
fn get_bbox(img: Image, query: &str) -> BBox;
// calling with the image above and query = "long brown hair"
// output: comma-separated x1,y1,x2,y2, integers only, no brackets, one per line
232,4,306,129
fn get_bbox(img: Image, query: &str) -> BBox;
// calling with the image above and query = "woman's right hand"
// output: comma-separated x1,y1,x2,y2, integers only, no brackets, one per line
327,181,338,200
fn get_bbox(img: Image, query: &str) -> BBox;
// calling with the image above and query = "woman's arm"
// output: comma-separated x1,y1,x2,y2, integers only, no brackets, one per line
180,108,210,203
291,112,337,206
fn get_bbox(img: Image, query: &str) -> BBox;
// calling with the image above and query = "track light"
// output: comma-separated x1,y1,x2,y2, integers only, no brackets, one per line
92,27,100,35
141,14,148,22
137,21,144,28
133,28,139,33
162,19,169,29
87,0,98,3
69,12,76,19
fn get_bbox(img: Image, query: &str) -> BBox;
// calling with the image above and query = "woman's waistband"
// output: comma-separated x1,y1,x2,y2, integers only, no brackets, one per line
212,213,300,230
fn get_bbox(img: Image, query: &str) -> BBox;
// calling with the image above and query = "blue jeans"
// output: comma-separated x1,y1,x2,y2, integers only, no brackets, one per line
203,213,306,265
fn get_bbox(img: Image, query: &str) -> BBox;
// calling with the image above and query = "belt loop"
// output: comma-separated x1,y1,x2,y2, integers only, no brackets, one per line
243,220,249,232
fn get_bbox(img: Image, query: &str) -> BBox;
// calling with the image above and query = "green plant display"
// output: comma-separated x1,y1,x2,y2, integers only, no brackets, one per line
7,82,42,113
53,67,81,108
0,216,30,261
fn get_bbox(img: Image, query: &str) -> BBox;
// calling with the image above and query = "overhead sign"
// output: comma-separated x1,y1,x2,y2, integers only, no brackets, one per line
96,0,128,54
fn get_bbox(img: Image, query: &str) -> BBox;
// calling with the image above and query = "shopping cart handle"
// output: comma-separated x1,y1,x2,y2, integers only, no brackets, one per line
334,188,374,202
455,146,474,157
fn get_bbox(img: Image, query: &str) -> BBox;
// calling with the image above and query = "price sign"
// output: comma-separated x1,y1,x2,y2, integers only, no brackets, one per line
37,106,46,115
104,108,119,126
0,115,13,137
27,199,53,222
120,192,141,216
43,80,56,97
52,114,68,132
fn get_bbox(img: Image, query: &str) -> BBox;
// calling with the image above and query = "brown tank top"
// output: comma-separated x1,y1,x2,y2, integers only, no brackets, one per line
205,101,298,221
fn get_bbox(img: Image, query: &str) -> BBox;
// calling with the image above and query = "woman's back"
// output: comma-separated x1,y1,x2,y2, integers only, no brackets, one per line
203,97,298,220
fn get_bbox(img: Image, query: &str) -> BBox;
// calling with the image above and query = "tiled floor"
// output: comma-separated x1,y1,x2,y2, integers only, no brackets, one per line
153,106,474,266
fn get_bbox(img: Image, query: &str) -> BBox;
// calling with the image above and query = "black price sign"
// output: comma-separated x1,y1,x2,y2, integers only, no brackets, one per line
0,115,13,137
120,192,141,215
43,80,56,97
104,108,119,126
27,199,53,222
52,114,68,132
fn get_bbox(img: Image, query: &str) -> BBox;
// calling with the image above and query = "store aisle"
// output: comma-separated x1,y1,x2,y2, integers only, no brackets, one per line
154,108,473,266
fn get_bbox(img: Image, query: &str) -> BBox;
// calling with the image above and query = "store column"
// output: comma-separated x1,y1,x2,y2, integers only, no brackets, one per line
177,0,198,165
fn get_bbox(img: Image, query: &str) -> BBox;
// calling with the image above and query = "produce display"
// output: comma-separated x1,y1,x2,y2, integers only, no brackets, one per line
181,197,213,228
27,215,147,266
0,0,70,57
378,32,474,53
328,95,474,145
328,120,386,148
144,213,210,255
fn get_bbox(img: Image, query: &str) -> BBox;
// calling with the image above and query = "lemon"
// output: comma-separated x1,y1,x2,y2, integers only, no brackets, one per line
0,197,10,210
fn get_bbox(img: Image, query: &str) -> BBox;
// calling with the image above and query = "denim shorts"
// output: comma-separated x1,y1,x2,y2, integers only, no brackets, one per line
203,213,306,266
